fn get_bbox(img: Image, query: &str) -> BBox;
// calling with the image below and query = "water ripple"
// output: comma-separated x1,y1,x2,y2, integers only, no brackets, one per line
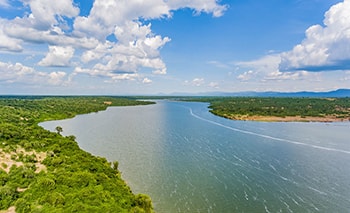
189,108,350,155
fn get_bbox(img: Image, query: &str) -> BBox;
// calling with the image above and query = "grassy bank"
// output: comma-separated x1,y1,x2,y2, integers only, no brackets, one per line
0,96,154,212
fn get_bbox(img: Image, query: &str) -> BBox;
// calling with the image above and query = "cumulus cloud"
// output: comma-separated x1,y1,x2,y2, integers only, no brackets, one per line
74,0,170,40
142,78,153,84
0,19,22,51
167,0,228,17
0,61,67,85
235,54,316,82
72,0,225,78
38,46,75,67
47,71,68,85
236,54,281,73
80,21,170,77
193,78,205,86
237,70,256,81
73,66,140,82
4,21,99,49
264,70,311,81
73,0,227,39
22,0,79,30
0,0,227,85
280,0,350,72
189,78,205,86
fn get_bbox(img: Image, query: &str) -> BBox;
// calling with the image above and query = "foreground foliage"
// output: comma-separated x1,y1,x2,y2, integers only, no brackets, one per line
187,97,350,121
0,96,154,213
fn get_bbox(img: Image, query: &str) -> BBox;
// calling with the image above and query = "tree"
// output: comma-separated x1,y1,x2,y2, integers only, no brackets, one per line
134,194,153,213
113,161,119,172
55,126,63,135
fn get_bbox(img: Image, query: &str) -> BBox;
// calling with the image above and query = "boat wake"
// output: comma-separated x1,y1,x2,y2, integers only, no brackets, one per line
189,108,350,155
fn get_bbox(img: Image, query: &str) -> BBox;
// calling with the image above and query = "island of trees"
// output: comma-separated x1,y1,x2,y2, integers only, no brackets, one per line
0,96,155,213
186,97,350,122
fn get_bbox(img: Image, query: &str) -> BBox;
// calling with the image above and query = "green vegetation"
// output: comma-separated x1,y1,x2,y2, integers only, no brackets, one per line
0,96,154,212
186,97,350,121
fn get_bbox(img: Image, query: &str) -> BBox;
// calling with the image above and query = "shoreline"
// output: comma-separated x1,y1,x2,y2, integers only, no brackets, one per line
0,97,155,212
221,114,350,123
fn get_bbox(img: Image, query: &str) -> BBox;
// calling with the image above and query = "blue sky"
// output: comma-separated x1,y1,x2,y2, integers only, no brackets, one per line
0,0,349,95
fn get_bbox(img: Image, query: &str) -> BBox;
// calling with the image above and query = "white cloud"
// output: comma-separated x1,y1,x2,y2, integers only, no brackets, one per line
280,0,350,72
38,46,75,67
73,0,227,39
47,71,67,85
0,62,34,82
236,54,281,72
109,73,139,82
0,61,67,85
235,54,281,81
264,70,312,81
208,82,219,88
74,0,170,40
73,66,140,82
80,43,108,63
167,0,228,17
184,78,205,87
22,0,79,30
192,78,205,86
4,21,99,49
142,78,153,84
72,0,226,78
235,54,317,82
0,19,22,51
0,0,227,84
237,70,255,81
78,21,170,76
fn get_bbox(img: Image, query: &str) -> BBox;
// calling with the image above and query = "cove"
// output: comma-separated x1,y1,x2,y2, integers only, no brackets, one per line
40,100,350,212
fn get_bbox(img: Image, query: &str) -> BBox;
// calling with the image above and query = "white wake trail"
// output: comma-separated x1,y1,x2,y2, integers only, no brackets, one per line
189,108,350,155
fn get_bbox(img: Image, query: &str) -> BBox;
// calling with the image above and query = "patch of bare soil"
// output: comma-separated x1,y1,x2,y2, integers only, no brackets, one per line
0,206,15,213
0,147,47,173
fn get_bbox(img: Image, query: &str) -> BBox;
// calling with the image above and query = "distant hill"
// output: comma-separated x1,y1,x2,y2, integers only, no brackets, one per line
170,89,350,97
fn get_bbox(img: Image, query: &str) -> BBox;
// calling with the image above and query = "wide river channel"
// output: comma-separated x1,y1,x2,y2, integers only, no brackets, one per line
40,100,350,212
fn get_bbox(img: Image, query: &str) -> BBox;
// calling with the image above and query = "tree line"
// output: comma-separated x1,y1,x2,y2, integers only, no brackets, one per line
185,97,350,120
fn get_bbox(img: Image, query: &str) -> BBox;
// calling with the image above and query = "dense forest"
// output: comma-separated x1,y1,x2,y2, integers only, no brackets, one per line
186,97,350,121
0,96,154,213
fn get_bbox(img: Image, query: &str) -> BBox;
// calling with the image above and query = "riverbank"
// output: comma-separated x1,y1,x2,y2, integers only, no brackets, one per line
220,114,350,122
38,100,350,212
184,97,350,123
0,96,155,212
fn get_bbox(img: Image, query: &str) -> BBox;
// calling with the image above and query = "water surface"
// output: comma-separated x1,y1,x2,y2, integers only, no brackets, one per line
40,101,350,212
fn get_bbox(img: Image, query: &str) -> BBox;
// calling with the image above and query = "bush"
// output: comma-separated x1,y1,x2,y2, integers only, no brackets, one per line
0,185,18,209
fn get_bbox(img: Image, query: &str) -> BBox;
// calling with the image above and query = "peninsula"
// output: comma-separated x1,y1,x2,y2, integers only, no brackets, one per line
187,97,350,122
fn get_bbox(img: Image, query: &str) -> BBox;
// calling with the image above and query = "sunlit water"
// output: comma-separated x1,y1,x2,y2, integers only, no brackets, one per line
40,101,350,212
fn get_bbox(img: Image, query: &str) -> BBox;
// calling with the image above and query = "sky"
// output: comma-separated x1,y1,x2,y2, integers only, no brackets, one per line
0,0,350,95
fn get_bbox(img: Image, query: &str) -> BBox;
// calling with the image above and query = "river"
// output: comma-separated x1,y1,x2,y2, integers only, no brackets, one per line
40,100,350,212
